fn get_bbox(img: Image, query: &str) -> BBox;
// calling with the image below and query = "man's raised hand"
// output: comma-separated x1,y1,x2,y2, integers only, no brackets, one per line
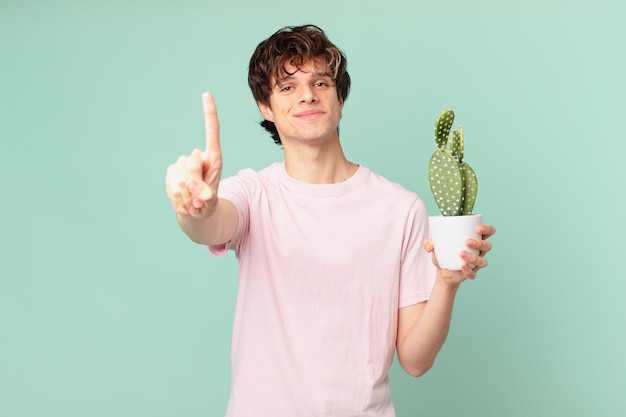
166,92,223,218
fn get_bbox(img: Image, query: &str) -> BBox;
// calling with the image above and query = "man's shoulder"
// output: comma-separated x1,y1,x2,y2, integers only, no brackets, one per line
218,162,283,197
362,167,419,199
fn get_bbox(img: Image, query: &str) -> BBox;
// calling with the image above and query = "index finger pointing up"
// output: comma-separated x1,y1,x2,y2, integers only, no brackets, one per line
202,92,221,154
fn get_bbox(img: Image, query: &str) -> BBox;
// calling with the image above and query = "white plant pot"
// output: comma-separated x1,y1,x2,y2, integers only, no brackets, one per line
428,214,483,270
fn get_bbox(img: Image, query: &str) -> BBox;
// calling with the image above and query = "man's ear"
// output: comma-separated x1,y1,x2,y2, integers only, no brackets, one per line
258,101,274,122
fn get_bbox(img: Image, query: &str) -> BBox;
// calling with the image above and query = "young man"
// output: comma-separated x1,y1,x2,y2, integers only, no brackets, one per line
166,25,495,417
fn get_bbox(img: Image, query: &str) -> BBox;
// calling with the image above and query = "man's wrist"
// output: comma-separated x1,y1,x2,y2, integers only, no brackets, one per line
435,270,463,291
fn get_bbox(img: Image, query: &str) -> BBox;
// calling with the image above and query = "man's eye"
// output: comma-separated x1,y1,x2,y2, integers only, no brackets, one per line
280,85,293,92
314,82,329,87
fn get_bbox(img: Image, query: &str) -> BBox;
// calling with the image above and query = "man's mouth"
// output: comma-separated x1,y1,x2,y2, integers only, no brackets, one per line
295,110,324,120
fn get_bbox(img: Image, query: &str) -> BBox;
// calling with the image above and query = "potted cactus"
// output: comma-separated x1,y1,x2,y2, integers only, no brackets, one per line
427,109,482,270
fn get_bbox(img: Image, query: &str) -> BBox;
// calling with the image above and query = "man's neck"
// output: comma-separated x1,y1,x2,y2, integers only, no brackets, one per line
282,139,358,184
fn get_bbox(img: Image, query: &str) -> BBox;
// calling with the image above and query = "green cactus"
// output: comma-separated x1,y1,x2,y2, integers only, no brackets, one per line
428,109,478,216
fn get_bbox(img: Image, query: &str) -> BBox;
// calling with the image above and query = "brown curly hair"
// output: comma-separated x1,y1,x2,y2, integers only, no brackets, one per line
248,25,351,145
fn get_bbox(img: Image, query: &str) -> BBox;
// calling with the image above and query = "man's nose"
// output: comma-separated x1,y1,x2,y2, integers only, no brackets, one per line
299,85,318,103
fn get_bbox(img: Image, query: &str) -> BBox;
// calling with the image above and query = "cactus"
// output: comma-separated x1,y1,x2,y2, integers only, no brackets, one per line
428,109,478,216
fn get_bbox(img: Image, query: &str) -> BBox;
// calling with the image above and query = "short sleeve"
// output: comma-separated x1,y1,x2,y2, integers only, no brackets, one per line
206,170,256,257
398,197,437,308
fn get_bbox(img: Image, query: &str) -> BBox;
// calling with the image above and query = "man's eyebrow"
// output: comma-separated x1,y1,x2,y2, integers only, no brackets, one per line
273,76,294,88
312,71,332,79
273,71,333,88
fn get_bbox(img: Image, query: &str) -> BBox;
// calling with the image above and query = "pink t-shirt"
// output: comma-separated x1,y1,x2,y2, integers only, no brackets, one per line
209,162,436,417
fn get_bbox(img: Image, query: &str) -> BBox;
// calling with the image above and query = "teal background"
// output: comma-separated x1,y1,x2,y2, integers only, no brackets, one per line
2,0,625,416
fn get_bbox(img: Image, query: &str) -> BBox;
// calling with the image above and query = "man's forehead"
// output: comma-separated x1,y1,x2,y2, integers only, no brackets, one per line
274,57,331,80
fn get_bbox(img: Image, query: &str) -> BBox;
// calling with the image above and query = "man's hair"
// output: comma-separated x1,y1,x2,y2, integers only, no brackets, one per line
248,24,351,145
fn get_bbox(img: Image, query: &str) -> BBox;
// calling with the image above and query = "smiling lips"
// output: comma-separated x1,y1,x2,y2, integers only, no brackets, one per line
294,109,325,120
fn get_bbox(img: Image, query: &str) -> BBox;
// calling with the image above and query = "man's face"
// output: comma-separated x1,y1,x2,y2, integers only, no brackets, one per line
258,58,344,146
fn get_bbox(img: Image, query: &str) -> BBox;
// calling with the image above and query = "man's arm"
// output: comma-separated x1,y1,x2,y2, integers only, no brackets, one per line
396,225,495,377
396,280,459,377
175,198,238,245
165,92,238,245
